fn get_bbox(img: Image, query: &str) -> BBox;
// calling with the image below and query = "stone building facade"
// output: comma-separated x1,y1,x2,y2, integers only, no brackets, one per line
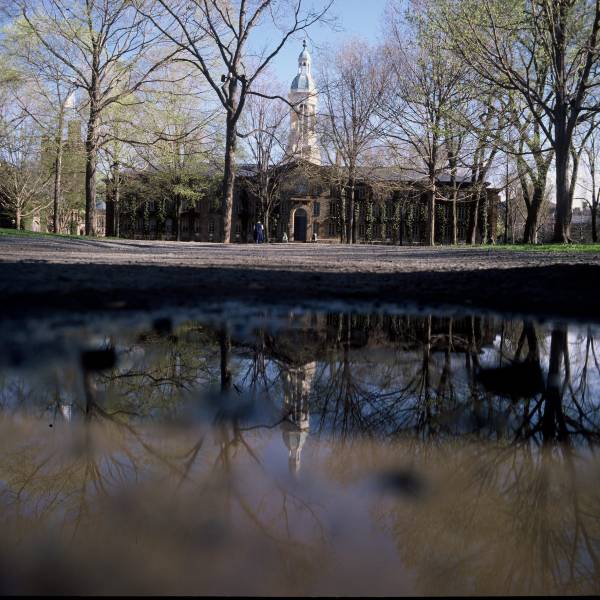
108,42,500,244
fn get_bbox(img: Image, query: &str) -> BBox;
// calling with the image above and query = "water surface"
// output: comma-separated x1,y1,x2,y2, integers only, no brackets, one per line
1,306,599,594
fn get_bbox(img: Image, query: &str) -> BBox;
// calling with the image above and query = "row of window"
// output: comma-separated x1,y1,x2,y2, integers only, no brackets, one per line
133,218,226,235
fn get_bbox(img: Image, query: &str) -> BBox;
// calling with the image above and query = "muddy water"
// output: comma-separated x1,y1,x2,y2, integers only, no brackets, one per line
0,307,599,595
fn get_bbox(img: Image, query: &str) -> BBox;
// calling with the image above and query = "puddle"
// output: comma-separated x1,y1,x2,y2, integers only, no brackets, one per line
0,305,599,594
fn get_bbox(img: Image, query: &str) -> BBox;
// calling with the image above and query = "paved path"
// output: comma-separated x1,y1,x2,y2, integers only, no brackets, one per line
1,236,599,321
2,235,599,272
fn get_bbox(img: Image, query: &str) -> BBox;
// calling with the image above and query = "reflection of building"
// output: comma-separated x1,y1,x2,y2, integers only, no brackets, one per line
281,362,315,474
60,402,73,422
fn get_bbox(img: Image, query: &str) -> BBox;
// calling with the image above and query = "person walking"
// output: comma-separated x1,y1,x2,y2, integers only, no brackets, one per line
254,221,265,244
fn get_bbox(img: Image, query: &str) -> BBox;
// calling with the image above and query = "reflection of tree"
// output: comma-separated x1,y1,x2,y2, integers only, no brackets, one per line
372,435,600,594
2,313,599,450
1,310,600,593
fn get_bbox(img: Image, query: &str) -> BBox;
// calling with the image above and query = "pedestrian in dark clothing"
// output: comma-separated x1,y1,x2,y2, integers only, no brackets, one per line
254,221,265,244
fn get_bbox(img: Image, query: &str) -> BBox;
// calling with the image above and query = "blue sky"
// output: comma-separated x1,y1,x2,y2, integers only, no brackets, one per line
260,0,387,87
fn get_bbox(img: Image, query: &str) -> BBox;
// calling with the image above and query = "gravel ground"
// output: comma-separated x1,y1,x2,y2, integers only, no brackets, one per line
1,235,599,321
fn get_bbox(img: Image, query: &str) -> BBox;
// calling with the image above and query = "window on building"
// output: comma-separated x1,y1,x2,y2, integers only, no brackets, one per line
208,221,215,234
296,181,308,195
194,218,200,233
359,223,366,236
386,201,394,218
357,186,366,200
313,222,319,236
329,200,338,217
235,222,241,234
313,202,320,217
412,211,420,238
328,220,336,236
182,217,189,233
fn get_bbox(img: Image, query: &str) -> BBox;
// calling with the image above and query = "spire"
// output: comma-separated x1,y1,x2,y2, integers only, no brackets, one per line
291,40,314,91
287,41,321,164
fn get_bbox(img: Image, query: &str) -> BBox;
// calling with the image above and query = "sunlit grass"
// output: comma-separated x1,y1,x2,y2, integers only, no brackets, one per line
1,227,599,252
0,228,94,239
488,243,600,253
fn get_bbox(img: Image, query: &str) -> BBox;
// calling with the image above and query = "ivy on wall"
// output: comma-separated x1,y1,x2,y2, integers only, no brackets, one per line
366,199,373,242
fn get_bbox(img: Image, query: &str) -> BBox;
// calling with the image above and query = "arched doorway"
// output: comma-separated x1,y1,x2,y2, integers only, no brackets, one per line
294,208,308,242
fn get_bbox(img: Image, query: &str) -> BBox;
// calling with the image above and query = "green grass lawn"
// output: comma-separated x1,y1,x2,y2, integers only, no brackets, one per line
488,243,600,253
0,228,101,240
1,227,599,252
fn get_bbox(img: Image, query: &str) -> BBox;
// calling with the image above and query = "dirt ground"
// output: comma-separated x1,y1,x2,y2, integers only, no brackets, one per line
1,235,599,321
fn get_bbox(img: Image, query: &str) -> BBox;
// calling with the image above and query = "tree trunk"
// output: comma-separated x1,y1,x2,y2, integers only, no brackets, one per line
481,194,488,244
176,196,182,242
84,109,99,236
451,192,458,245
542,328,568,443
425,188,435,246
592,205,598,242
222,115,237,244
16,207,21,230
467,194,480,244
52,111,64,234
114,176,120,239
552,119,572,242
346,180,355,245
112,161,120,238
340,192,346,243
220,328,232,392
264,209,270,243
522,186,545,244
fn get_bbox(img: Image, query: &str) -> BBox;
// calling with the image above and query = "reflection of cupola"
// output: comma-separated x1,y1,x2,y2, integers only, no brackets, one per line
281,362,315,474
287,41,321,165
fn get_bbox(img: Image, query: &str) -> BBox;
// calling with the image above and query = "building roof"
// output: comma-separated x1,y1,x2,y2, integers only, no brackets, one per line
235,160,494,190
290,40,315,92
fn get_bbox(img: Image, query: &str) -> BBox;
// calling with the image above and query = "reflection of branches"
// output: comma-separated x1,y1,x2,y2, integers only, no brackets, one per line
380,438,600,594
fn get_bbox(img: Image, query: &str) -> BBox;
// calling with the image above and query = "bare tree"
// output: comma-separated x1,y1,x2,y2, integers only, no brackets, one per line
0,119,51,228
9,49,77,232
144,0,334,243
240,79,288,242
99,60,220,239
318,39,388,244
437,0,600,243
380,3,470,246
582,118,600,242
19,0,176,235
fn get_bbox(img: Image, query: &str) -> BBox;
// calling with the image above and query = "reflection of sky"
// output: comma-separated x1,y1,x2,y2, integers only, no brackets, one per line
486,327,600,403
2,314,600,443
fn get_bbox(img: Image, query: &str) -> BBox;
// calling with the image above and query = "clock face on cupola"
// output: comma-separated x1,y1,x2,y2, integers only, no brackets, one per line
287,40,321,165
